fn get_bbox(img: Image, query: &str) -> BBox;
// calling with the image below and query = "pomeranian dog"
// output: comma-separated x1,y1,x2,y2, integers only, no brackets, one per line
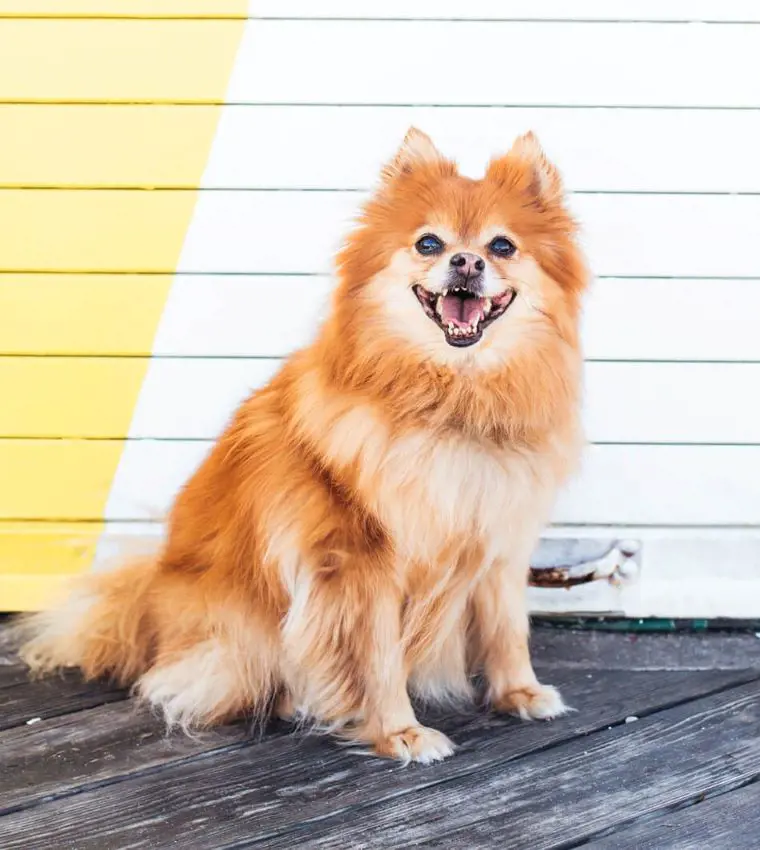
20,128,587,764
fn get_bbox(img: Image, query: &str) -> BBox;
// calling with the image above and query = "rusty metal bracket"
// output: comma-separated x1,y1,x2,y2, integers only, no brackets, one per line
529,540,640,589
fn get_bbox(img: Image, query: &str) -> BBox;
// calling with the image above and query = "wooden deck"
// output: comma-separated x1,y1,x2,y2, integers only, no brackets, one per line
1,624,759,849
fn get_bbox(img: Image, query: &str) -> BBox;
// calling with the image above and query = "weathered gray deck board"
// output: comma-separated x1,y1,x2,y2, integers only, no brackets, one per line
0,664,31,690
0,669,126,731
0,700,257,814
1,628,759,850
530,628,760,670
0,668,756,850
581,779,760,850
3,665,752,817
256,680,760,849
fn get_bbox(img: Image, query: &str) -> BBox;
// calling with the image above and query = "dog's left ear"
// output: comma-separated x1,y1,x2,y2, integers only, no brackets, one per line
381,127,446,182
488,131,564,205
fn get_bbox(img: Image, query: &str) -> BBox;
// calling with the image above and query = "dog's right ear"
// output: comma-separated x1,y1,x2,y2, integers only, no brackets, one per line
381,127,446,182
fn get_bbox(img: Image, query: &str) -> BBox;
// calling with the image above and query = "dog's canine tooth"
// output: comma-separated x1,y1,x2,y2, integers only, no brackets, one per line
436,296,443,317
483,298,492,313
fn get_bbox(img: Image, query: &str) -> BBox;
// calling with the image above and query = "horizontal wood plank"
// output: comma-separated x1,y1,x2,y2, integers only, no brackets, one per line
0,522,104,576
0,20,245,103
0,669,751,848
198,105,760,193
2,274,757,362
225,20,760,107
579,277,760,362
0,190,203,272
5,357,760,444
1,191,758,277
0,441,122,521
0,20,757,105
1,441,758,525
0,275,179,355
0,670,126,732
581,781,760,850
5,105,760,193
0,357,147,438
0,700,252,815
2,105,225,188
2,1,756,23
250,1,760,23
0,668,29,690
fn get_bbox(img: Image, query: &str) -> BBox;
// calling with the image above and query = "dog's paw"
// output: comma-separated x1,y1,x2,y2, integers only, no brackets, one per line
374,725,456,765
493,683,571,721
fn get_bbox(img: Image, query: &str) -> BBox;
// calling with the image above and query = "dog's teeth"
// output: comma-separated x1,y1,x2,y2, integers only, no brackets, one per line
447,322,455,333
436,296,443,317
483,298,492,313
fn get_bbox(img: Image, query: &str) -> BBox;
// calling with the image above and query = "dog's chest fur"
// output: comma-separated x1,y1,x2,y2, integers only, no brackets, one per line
322,403,572,566
378,432,560,565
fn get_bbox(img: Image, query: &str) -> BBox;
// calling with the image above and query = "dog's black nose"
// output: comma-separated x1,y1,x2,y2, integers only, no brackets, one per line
450,252,485,277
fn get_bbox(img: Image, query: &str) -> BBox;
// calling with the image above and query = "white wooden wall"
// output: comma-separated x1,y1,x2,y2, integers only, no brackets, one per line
3,0,760,617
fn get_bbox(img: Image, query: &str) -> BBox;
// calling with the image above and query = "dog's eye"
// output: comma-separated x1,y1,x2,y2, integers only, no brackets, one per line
488,237,516,257
415,234,445,256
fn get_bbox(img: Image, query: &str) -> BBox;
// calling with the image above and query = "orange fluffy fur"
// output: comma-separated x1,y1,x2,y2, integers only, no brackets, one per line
20,129,588,763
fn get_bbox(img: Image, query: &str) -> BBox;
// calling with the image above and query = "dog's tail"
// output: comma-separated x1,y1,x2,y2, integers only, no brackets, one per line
16,556,159,686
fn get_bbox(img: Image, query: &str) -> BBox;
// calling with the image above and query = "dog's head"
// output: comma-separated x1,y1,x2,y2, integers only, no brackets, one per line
334,128,588,373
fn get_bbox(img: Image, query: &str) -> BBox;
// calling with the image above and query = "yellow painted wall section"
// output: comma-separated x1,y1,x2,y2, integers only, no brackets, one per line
0,8,248,610
0,358,148,437
0,275,170,355
0,523,102,611
0,191,209,272
0,20,246,102
0,1,248,15
0,522,163,612
2,106,226,188
0,441,125,521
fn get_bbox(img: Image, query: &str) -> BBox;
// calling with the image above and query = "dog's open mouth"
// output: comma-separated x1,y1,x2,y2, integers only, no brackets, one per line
413,285,517,347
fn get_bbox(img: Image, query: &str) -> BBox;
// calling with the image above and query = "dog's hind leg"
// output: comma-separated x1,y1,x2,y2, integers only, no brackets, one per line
137,614,281,732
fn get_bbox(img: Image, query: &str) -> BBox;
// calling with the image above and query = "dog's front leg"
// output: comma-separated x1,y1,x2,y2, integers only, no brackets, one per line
282,558,455,763
471,559,570,720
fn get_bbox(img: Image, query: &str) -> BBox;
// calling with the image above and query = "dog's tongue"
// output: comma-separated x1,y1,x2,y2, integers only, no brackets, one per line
441,294,485,328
